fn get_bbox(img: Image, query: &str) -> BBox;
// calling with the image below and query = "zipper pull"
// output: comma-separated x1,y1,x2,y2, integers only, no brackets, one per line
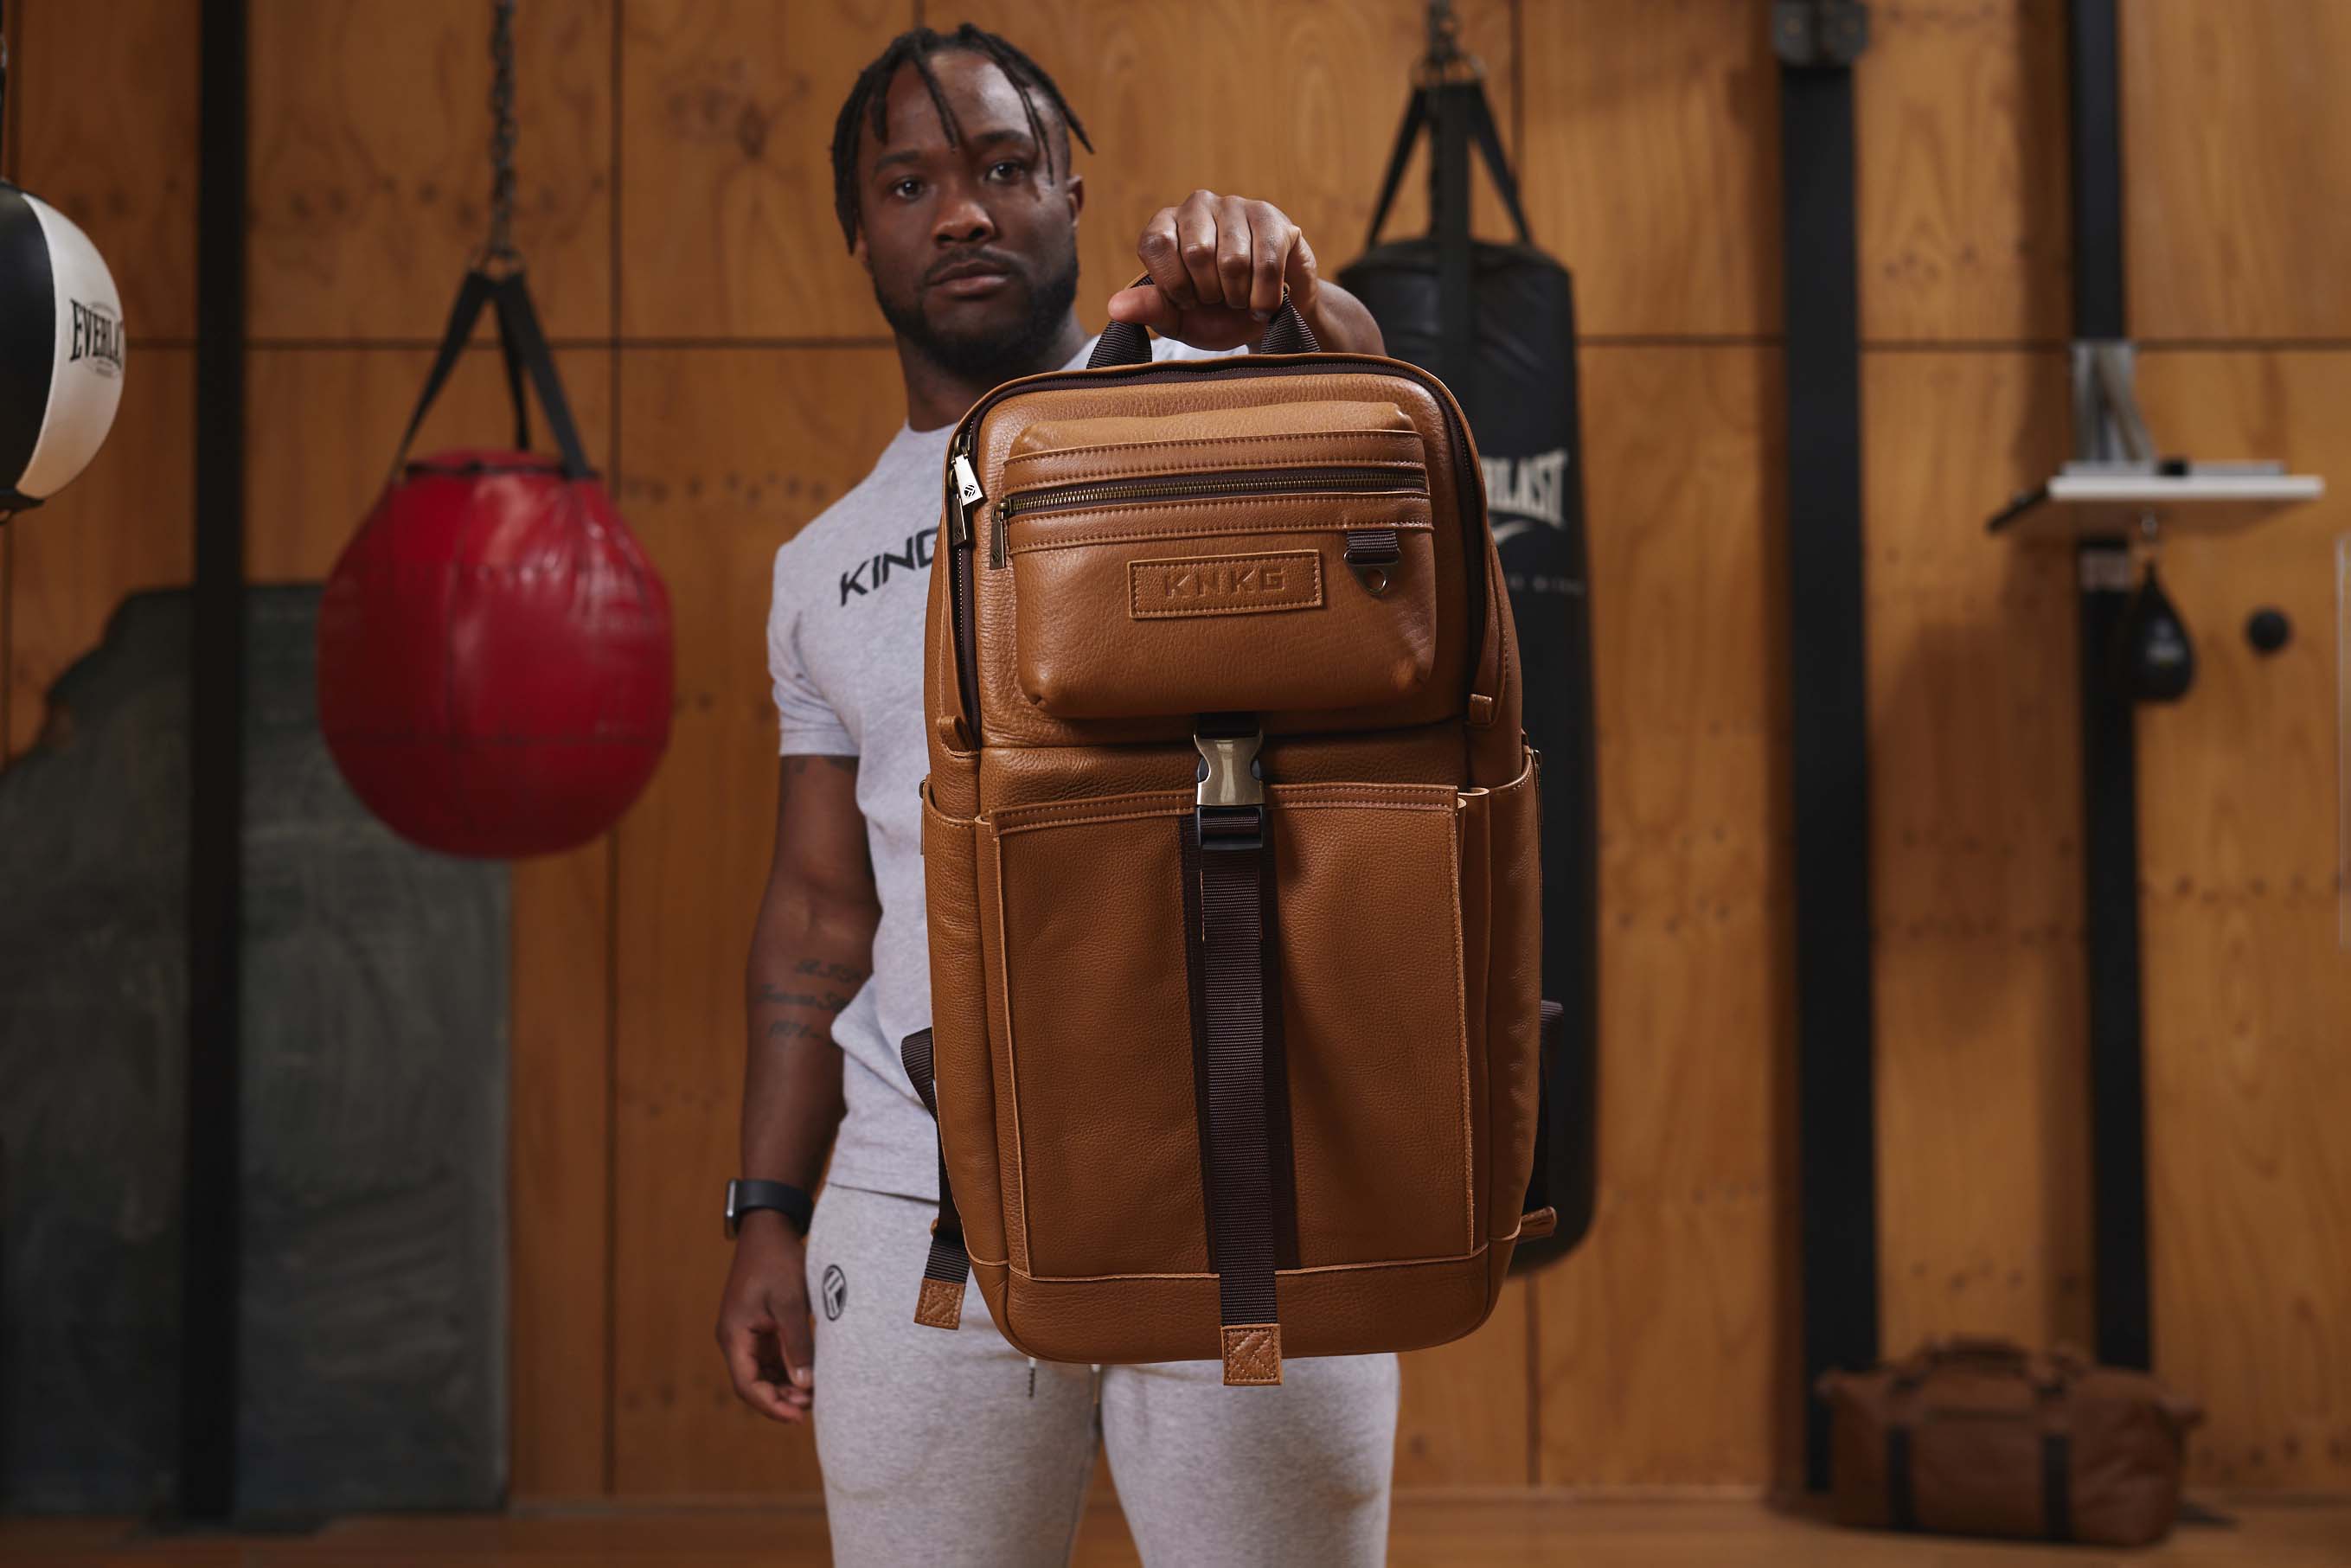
950,454,984,550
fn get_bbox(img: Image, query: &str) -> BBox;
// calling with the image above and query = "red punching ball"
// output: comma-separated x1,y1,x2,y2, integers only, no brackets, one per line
318,270,672,859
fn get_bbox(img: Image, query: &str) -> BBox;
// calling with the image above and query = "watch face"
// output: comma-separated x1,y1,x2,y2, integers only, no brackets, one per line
724,1179,740,1235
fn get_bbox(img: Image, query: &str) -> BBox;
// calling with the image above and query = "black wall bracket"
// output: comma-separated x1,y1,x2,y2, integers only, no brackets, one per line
1778,3,1880,1493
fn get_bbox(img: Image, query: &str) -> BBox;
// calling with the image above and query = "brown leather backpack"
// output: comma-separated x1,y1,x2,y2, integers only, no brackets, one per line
903,304,1552,1386
1817,1337,2203,1546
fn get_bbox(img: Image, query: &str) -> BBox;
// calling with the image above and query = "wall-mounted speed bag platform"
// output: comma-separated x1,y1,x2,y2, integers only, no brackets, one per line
0,182,126,510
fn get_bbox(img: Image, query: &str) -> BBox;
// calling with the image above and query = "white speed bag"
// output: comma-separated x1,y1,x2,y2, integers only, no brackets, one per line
1,182,125,509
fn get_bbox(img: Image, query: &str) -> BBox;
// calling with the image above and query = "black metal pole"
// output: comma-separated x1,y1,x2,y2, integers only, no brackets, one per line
2066,0,2153,1373
1777,9,1880,1490
179,0,247,1519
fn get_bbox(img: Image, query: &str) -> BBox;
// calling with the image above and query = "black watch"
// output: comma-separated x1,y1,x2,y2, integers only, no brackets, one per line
725,1178,813,1239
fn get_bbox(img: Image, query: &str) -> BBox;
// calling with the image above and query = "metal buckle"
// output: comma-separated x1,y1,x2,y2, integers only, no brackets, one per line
1195,730,1265,809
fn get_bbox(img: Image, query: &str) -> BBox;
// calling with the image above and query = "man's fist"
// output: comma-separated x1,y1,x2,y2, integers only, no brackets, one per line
714,1213,816,1424
1111,190,1323,350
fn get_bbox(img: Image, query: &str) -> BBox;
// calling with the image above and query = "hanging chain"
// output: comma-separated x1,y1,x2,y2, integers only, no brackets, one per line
1425,0,1460,66
482,0,519,268
1416,0,1482,86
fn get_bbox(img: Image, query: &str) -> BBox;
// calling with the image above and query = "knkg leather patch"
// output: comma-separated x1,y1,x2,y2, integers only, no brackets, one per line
1130,550,1322,619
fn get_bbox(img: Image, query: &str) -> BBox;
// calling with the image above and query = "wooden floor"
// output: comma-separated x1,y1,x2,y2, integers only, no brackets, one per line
3,1495,2347,1567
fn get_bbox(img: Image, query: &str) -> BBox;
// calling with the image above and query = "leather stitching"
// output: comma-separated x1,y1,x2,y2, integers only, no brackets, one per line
1007,505,1434,557
997,1241,1489,1283
1221,1324,1283,1386
913,1278,964,1331
1005,429,1422,468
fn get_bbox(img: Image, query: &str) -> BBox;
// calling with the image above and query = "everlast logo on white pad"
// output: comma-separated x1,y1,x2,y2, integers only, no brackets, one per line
1131,549,1322,619
1482,448,1569,546
69,300,125,378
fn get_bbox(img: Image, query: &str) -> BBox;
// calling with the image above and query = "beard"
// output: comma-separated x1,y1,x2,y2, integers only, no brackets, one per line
874,234,1081,384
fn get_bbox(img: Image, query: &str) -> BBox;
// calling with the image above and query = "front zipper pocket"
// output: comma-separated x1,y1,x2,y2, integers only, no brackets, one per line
993,466,1427,567
1001,465,1438,720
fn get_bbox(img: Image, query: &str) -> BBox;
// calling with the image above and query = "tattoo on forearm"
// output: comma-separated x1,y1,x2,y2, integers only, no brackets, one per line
758,982,855,1009
753,967,864,1052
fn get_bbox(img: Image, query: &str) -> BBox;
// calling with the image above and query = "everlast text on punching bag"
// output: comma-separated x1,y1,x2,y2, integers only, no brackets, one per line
1340,50,1597,1267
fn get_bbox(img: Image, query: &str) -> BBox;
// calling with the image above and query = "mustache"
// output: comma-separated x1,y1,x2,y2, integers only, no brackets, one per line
924,248,1028,286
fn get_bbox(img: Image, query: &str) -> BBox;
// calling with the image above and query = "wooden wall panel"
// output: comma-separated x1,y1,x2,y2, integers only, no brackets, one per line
2130,351,2351,1491
509,837,617,1500
1863,352,2092,1358
2124,2,2351,342
618,0,910,340
3,349,195,759
10,0,201,341
609,347,904,1494
1396,1277,1534,1487
1537,346,1788,1486
1855,0,2068,345
240,347,614,581
248,0,614,342
950,0,1515,323
1516,0,1779,339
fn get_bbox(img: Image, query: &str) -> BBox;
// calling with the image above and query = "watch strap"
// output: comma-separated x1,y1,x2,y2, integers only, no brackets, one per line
729,1178,813,1238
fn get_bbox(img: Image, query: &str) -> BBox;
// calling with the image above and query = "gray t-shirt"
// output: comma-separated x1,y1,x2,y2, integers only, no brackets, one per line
766,333,1232,1200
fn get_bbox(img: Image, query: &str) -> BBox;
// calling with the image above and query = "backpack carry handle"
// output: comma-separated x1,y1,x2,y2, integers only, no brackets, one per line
1089,275,1322,368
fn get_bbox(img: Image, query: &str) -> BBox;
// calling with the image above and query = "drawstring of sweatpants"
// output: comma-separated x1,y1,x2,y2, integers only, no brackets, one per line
1021,1355,1106,1408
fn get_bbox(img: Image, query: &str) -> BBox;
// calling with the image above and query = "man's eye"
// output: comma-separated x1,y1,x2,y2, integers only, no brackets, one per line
986,160,1028,182
891,178,923,199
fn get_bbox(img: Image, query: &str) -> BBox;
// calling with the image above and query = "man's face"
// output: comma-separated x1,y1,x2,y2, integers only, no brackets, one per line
852,51,1084,381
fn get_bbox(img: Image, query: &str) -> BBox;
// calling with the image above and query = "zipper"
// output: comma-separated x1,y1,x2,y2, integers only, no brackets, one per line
988,464,1425,568
943,355,1484,739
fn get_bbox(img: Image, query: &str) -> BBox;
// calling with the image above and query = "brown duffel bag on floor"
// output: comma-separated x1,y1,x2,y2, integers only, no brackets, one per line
1818,1336,2203,1546
904,300,1552,1386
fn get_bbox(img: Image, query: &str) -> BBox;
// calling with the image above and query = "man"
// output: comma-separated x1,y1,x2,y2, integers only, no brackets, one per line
714,23,1394,1565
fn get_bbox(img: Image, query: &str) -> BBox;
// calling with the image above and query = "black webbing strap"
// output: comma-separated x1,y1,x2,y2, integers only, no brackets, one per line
389,268,593,482
900,1027,970,1331
1189,713,1282,1386
1885,1424,1917,1531
1362,76,1531,250
2042,1430,2073,1541
1881,1422,2073,1539
1196,803,1280,1384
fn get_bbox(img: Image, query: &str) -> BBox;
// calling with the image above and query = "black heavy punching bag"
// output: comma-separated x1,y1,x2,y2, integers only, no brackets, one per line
1341,51,1598,1267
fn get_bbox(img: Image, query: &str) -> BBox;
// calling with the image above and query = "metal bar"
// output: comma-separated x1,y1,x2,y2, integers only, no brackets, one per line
2067,0,2126,341
2075,541,2152,1369
2066,0,2153,1372
1779,51,1880,1491
179,0,247,1519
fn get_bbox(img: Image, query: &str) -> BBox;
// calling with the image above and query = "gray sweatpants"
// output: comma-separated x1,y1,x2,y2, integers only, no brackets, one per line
804,1182,1400,1567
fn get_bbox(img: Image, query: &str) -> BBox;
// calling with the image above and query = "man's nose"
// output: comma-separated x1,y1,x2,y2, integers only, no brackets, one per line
932,182,995,246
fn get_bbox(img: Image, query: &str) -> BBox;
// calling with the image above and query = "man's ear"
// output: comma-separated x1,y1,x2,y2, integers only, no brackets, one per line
849,225,874,277
1064,171,1084,227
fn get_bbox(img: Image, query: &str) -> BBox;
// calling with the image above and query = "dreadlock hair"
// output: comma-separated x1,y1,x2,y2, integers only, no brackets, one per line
830,24,1095,253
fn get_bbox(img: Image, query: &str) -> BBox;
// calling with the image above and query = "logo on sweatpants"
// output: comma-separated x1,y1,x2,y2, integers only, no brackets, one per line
821,1263,849,1321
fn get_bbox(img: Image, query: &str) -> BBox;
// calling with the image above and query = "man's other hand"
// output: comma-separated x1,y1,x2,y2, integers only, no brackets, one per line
715,1212,817,1424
